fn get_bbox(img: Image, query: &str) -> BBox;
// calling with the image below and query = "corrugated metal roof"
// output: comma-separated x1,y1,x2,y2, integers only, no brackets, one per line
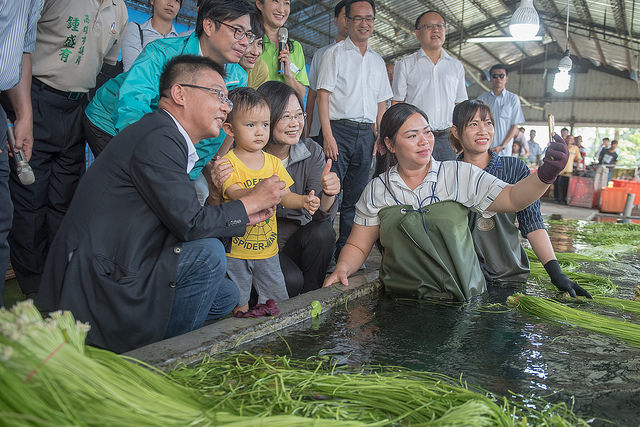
126,0,640,79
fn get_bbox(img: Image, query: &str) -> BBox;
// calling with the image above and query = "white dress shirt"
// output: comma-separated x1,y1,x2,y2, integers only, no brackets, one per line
316,37,393,123
307,42,334,137
392,49,467,130
477,89,525,157
355,160,506,226
163,110,198,173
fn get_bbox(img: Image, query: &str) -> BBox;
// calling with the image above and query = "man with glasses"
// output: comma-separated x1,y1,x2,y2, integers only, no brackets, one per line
391,10,467,160
477,64,525,157
37,55,287,353
316,0,393,262
84,0,253,181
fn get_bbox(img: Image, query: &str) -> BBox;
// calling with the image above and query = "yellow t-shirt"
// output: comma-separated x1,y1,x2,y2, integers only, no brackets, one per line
222,149,294,259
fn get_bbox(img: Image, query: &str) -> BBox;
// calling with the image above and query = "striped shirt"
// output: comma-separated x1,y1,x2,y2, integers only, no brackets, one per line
459,150,545,236
355,160,506,226
0,0,43,91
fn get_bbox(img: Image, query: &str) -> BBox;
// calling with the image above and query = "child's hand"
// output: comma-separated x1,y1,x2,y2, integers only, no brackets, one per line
303,190,320,215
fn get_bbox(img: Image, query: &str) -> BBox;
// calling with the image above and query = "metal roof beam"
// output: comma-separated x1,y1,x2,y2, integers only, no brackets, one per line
535,0,582,58
608,0,628,36
572,0,609,66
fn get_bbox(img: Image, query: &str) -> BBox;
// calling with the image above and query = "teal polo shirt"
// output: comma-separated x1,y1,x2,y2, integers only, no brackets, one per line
260,35,309,86
85,32,247,180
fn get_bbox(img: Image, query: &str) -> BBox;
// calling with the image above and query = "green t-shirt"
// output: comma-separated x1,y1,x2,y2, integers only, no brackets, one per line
260,35,309,86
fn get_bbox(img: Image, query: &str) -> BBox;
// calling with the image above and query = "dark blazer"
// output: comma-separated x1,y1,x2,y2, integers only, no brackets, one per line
37,110,248,353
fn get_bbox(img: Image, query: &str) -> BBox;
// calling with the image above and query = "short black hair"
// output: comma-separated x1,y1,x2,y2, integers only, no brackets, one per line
334,0,347,17
159,55,226,96
196,0,254,38
489,64,508,75
226,87,269,122
414,10,444,29
561,127,569,133
249,10,264,39
256,81,304,146
346,0,375,18
450,99,495,154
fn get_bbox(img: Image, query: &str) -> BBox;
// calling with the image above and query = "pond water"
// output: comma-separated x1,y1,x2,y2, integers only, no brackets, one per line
241,222,640,425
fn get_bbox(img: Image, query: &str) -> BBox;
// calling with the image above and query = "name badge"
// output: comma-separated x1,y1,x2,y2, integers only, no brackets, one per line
289,62,300,75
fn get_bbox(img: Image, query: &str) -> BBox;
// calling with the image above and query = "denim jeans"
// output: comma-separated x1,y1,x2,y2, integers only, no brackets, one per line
329,120,375,256
164,238,239,339
0,106,11,307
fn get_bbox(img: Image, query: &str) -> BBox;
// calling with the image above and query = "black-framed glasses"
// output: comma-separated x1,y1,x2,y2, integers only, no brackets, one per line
178,84,233,109
279,112,306,124
491,73,506,79
348,15,375,24
416,23,445,31
215,20,255,43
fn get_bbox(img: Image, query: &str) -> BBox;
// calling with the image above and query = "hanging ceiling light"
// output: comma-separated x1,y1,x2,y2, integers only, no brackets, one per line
509,0,540,40
553,0,573,93
553,50,572,93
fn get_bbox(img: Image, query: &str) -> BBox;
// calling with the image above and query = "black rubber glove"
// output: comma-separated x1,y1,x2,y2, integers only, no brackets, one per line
544,259,592,298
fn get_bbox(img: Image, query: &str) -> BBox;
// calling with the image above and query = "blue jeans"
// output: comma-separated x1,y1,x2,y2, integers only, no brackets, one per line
329,120,375,256
0,106,11,307
164,238,239,339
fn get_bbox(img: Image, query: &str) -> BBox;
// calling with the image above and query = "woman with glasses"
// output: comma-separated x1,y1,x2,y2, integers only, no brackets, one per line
324,102,572,301
255,0,309,99
255,81,340,296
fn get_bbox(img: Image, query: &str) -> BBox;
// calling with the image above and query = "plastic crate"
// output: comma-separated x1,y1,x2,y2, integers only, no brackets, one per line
611,179,640,204
599,186,632,213
567,176,596,208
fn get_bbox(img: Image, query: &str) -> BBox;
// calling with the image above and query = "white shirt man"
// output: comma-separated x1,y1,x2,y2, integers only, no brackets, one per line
305,0,349,141
477,65,524,157
316,0,392,259
392,10,467,160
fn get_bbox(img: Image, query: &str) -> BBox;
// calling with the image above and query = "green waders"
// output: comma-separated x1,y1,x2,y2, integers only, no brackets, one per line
468,211,530,284
378,201,486,301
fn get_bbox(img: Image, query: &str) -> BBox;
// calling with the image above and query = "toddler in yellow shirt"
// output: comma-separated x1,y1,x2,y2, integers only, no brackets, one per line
222,88,320,313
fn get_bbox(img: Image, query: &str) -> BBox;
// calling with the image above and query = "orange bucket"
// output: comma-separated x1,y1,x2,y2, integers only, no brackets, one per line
599,186,632,213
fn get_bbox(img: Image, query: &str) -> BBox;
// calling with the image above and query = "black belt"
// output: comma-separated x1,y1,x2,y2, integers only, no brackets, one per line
32,78,86,101
432,129,449,136
331,119,374,130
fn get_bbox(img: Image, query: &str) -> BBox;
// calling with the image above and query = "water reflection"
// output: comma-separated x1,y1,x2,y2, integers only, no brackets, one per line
241,221,640,425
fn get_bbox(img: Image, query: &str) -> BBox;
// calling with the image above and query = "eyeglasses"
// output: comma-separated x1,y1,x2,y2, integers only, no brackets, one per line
215,20,255,43
491,73,506,79
279,112,306,124
416,23,445,31
348,15,375,24
178,84,233,110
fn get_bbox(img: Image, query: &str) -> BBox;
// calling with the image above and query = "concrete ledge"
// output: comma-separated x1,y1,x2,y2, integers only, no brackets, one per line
125,269,382,370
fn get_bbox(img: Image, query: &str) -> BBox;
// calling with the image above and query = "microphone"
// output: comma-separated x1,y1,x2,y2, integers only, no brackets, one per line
277,27,288,75
6,119,35,185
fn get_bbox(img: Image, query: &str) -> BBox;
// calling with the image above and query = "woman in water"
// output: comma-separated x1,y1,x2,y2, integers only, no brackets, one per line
323,103,571,301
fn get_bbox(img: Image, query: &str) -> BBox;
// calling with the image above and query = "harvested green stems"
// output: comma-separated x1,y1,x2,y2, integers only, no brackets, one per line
0,301,352,426
0,301,586,426
508,293,640,349
170,352,586,426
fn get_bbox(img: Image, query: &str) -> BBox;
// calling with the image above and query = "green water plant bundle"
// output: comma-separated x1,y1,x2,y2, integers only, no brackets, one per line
508,293,640,349
0,301,354,426
170,352,588,426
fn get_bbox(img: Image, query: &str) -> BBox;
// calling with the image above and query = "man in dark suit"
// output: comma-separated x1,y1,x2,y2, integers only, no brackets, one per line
37,55,286,353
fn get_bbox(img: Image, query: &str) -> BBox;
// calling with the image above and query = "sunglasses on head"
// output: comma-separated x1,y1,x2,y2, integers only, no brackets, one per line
491,73,506,79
